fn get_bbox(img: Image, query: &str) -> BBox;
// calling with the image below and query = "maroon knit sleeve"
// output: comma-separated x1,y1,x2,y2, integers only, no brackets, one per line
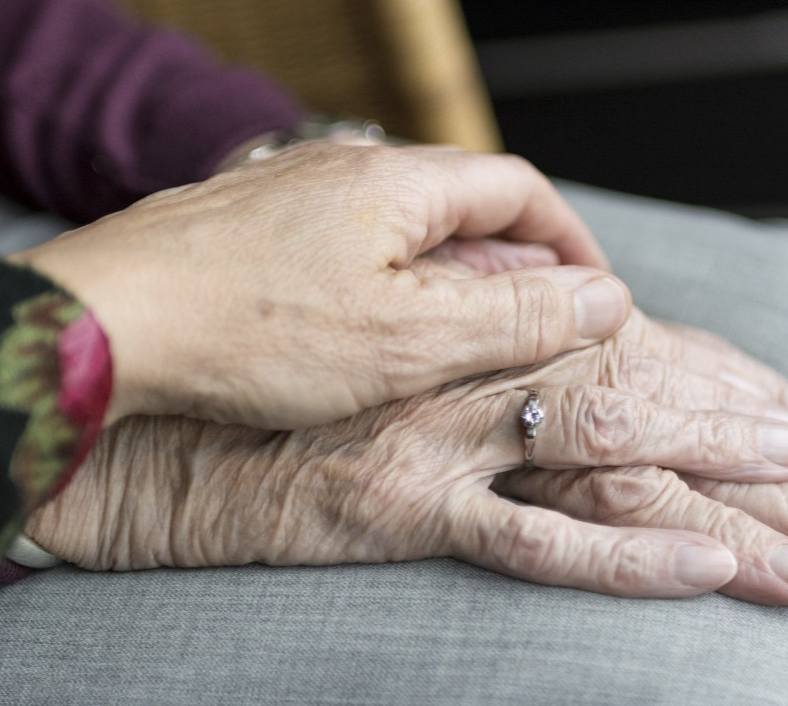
0,0,305,223
0,560,33,587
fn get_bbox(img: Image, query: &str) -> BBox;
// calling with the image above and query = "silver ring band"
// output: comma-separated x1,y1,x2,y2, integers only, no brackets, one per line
519,389,544,470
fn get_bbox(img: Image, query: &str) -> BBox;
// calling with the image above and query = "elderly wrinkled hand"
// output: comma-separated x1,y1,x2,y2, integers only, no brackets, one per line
8,143,622,431
25,258,788,602
494,313,788,605
501,464,788,606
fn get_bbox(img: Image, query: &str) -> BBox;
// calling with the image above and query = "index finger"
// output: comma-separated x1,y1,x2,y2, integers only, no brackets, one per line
495,465,788,605
406,146,610,269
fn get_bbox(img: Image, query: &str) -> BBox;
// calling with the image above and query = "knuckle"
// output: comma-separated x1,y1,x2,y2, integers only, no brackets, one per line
587,467,667,523
511,275,566,362
696,414,746,470
605,534,655,590
588,467,690,527
567,385,644,464
491,508,562,577
601,343,668,403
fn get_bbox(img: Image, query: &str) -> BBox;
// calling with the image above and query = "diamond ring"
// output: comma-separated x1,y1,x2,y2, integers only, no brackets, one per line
519,389,544,470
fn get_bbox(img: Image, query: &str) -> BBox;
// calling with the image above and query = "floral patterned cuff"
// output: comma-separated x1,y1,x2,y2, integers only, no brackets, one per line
0,262,112,567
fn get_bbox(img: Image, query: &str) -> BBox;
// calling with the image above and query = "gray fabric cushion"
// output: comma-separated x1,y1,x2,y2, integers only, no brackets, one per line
3,561,787,706
2,185,787,705
561,180,788,372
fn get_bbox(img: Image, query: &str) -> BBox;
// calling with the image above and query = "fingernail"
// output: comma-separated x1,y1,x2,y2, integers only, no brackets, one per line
769,545,788,582
759,424,788,465
674,545,737,588
573,277,629,339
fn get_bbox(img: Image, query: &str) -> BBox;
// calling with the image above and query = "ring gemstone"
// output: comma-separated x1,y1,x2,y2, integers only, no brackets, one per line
520,397,544,428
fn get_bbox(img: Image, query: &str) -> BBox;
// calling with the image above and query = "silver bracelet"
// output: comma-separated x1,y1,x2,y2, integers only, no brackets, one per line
6,534,62,569
246,115,386,161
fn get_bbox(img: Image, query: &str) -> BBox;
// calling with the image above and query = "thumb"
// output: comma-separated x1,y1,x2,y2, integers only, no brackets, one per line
446,493,737,598
389,266,630,395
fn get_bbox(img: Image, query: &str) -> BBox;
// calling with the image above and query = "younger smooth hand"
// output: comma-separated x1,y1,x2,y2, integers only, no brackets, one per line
10,143,624,429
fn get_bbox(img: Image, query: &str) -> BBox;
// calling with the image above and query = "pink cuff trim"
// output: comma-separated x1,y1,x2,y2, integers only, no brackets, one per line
55,309,113,495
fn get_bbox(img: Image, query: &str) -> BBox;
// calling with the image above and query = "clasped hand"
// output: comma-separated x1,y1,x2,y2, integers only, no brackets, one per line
27,256,788,605
16,143,788,605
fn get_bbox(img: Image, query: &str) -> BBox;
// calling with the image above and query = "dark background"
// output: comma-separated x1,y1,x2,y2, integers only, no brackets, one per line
460,1,788,215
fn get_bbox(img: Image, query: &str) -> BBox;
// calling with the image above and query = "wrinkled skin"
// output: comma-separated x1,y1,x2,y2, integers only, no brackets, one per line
492,314,788,605
26,253,788,604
